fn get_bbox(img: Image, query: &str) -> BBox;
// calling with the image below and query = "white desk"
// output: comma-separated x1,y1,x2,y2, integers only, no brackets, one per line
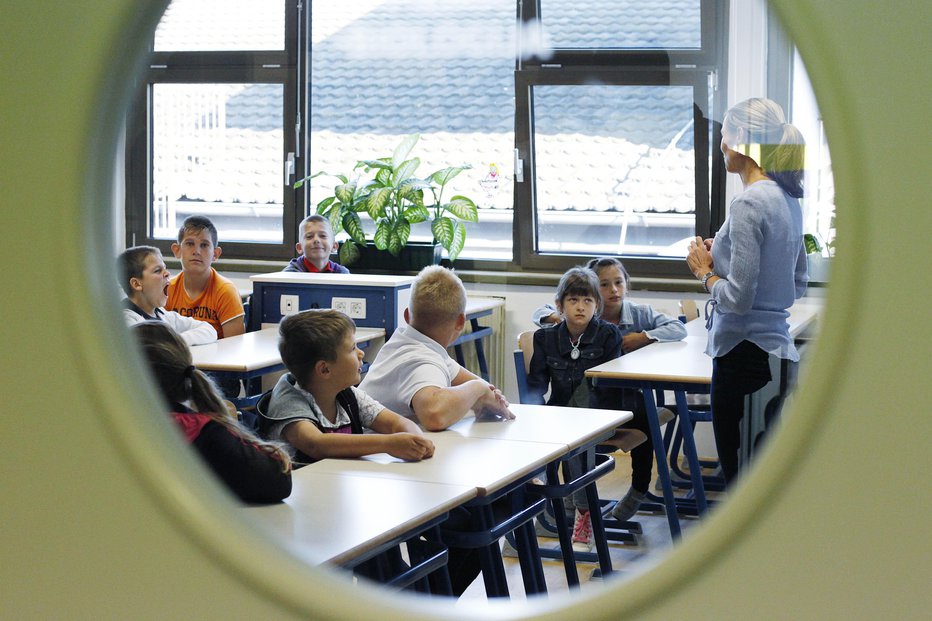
191,326,385,374
586,301,823,538
242,469,475,567
446,404,631,451
307,432,564,498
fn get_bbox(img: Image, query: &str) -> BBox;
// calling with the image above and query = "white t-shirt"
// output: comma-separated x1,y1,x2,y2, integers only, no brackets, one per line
359,325,461,421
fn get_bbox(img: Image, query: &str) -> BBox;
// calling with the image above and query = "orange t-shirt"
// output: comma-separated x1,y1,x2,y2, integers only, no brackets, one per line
166,269,244,339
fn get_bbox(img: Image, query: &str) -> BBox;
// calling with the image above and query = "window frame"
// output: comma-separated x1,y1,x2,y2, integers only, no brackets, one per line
125,1,301,261
511,0,728,278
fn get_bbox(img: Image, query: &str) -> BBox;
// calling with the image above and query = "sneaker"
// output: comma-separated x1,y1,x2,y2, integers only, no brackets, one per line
611,488,647,523
571,509,593,552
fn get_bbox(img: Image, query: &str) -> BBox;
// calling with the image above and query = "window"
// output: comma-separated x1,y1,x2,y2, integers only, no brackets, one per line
304,0,516,262
127,1,763,279
514,0,727,277
126,0,298,260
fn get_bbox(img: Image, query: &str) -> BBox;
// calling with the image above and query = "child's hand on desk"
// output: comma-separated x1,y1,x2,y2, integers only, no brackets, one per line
475,385,516,421
386,433,435,461
622,331,654,354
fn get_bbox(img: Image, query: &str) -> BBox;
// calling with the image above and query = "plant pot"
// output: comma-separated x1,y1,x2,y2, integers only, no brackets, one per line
806,254,832,284
347,241,449,274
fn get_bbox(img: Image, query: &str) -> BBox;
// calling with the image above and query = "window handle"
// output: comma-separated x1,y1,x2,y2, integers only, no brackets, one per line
284,152,295,186
514,148,524,183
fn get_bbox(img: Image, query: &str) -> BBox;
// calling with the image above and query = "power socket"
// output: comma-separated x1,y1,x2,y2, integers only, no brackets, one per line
331,297,366,319
280,294,299,316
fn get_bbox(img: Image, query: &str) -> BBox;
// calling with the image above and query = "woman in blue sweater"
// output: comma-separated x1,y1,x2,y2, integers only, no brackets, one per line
686,97,809,485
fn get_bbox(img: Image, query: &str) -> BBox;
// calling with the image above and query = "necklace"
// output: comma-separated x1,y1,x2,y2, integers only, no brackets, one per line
569,334,582,360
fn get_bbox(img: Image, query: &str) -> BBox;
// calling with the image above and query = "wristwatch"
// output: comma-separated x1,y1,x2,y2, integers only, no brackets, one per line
700,270,717,293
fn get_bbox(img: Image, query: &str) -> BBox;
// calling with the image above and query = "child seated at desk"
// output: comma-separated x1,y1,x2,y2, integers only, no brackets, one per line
360,265,514,431
118,246,217,346
283,214,350,274
527,266,625,551
166,215,245,339
132,321,292,503
532,257,686,523
260,309,434,464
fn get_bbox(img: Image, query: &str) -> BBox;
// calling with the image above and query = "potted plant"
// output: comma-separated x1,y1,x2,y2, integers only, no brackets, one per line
295,134,479,268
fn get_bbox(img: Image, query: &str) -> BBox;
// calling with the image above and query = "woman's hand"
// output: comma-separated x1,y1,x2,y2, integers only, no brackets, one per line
686,236,715,278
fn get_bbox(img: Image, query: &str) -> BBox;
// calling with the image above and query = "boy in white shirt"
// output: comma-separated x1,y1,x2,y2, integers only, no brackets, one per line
360,265,513,431
117,246,217,346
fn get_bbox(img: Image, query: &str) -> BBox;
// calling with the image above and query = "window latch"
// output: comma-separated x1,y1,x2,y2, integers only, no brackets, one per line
284,152,295,186
513,148,524,183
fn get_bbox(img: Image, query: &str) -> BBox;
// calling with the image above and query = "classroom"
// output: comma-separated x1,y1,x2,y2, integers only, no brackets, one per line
3,0,929,619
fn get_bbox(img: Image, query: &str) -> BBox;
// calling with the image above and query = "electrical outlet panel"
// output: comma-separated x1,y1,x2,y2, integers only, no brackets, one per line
331,297,366,319
280,295,299,316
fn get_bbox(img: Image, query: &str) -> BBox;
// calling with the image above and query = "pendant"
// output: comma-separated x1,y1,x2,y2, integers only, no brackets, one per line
570,346,580,360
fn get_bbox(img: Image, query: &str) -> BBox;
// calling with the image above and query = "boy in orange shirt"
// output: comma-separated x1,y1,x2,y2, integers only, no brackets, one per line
166,215,245,339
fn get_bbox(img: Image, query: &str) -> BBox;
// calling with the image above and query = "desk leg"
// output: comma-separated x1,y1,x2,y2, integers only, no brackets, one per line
673,390,708,515
549,462,581,588
642,385,682,540
583,471,614,578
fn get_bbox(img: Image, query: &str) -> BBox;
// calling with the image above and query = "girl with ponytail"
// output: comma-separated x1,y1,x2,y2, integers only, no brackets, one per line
132,321,292,503
685,97,809,486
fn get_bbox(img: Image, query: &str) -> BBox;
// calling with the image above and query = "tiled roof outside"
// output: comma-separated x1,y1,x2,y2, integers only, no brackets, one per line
153,0,701,246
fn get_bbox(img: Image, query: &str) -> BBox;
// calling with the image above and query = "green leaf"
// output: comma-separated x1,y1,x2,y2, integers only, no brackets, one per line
316,195,335,215
431,216,455,247
342,211,367,245
367,187,393,219
392,134,419,170
358,158,392,172
373,221,390,250
402,204,430,223
387,220,410,255
338,241,360,266
442,196,479,222
398,179,431,202
394,157,421,185
334,181,356,205
375,166,393,186
293,170,327,189
447,222,466,262
804,233,822,254
430,165,470,187
328,207,344,235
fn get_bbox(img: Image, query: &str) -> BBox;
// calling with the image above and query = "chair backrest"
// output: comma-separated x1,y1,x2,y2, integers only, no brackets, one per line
679,298,699,321
514,330,535,404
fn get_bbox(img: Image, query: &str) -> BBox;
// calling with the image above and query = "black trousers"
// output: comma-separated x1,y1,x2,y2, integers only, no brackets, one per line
711,340,772,486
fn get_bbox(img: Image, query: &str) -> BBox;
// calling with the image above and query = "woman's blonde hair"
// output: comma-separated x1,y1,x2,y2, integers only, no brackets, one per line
724,97,806,198
132,321,291,471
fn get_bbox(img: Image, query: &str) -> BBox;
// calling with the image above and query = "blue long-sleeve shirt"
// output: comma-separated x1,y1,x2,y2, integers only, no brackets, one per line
706,179,808,361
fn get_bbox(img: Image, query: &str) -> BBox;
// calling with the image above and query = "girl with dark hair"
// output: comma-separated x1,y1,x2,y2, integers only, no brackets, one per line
132,321,292,503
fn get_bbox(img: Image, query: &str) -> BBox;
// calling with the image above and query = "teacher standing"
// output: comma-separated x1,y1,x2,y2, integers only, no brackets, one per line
686,97,809,486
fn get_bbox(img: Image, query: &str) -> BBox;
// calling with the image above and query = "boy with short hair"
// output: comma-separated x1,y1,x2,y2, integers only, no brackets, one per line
359,265,514,431
117,245,217,346
166,215,245,339
260,309,434,463
283,214,350,273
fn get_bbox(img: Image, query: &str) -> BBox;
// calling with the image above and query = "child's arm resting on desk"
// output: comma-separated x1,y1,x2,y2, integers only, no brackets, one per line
282,419,433,462
411,368,514,431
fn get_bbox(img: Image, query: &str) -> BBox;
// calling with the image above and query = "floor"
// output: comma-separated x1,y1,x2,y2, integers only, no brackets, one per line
456,449,725,603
